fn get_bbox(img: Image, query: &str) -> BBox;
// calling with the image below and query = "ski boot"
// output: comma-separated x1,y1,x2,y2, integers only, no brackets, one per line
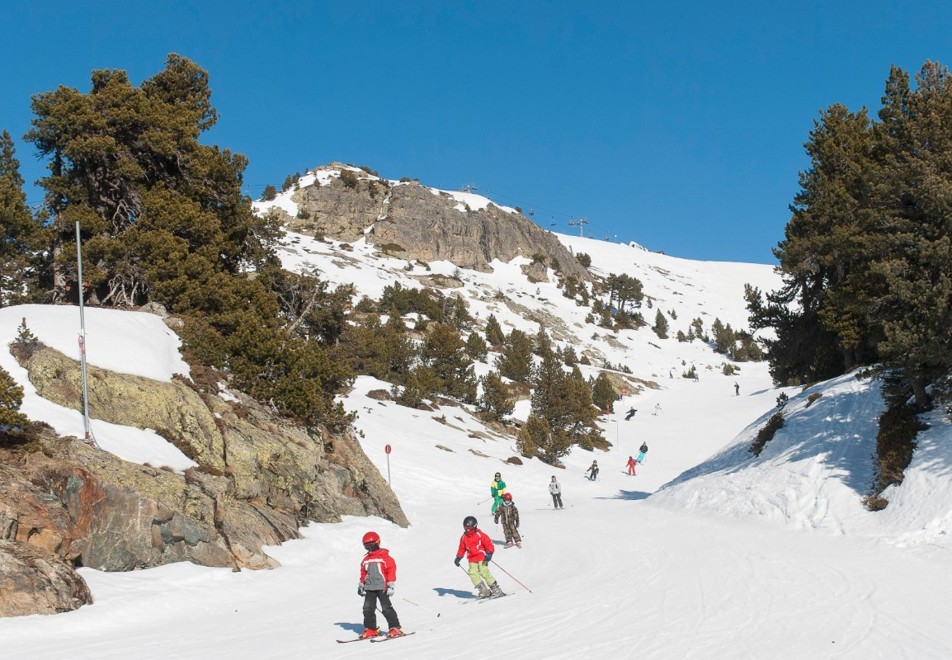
489,581,506,598
359,628,380,640
504,541,514,548
516,541,522,548
387,628,405,638
476,581,491,599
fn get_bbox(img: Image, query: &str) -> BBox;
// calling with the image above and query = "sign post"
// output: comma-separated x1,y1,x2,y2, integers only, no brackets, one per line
385,444,392,486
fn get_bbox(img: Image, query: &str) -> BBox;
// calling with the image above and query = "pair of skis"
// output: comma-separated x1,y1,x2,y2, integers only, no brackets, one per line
337,631,416,644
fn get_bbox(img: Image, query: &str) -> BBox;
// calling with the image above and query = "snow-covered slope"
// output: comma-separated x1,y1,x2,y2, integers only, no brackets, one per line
2,190,951,657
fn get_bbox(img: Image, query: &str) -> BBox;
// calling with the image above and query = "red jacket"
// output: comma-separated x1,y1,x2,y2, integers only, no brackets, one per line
360,548,397,591
457,528,495,563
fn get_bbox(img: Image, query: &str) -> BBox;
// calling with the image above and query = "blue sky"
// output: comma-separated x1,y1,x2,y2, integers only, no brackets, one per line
2,1,951,263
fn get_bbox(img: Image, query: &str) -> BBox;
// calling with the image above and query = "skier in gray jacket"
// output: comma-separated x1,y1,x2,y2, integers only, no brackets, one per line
549,476,564,509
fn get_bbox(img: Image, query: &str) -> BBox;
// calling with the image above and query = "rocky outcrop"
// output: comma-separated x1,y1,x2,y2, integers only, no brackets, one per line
263,166,591,281
0,540,92,617
0,343,409,616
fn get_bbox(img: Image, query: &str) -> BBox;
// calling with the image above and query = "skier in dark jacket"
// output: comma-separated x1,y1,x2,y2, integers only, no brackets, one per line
636,441,648,464
357,531,404,640
625,407,637,421
493,493,522,548
587,460,599,480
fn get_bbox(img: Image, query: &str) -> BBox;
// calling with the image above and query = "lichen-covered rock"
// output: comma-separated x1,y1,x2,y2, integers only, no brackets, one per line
0,540,92,617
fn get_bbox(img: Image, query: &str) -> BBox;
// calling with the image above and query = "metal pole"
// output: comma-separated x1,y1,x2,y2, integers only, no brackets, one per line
75,222,97,448
387,453,391,486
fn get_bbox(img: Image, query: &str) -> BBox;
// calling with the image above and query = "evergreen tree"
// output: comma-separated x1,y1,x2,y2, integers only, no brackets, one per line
464,331,488,362
479,371,513,420
421,323,477,402
496,328,533,382
262,184,278,201
653,309,669,339
591,372,617,411
484,313,505,347
0,130,48,306
0,365,28,431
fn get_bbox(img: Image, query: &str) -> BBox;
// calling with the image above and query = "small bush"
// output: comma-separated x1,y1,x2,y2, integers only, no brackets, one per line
866,402,927,508
749,412,784,457
805,392,822,408
576,252,592,268
339,170,358,188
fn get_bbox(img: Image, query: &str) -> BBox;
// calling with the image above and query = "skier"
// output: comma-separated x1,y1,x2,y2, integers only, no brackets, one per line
626,456,637,476
625,407,637,421
652,402,661,416
734,381,740,396
636,441,648,464
490,472,507,514
549,475,564,509
493,493,522,548
586,460,599,481
454,516,505,599
356,531,404,640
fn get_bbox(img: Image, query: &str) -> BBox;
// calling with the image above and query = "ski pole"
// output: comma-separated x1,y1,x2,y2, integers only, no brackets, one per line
490,560,533,593
477,496,491,505
402,596,441,618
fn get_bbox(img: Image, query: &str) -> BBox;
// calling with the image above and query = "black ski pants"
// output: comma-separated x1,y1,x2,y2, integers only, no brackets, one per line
363,590,400,630
551,492,563,508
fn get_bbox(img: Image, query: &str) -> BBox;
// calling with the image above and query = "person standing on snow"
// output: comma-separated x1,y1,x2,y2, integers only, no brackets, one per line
493,493,522,548
626,456,637,475
636,441,648,464
734,381,740,396
454,516,505,599
356,531,404,640
587,460,599,481
549,476,564,509
490,472,507,514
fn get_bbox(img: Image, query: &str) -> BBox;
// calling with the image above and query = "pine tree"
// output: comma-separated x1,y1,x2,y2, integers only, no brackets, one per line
0,365,28,430
591,372,617,411
653,309,669,339
496,329,533,382
0,130,48,305
479,371,513,420
484,313,505,347
262,184,278,201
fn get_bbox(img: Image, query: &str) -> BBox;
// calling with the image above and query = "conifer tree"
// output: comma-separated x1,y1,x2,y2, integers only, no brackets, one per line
496,328,533,382
653,309,669,339
479,371,513,420
484,313,505,347
0,130,48,305
591,372,617,411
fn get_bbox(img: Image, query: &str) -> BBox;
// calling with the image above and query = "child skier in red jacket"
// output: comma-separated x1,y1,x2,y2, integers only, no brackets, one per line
357,531,404,639
454,516,505,599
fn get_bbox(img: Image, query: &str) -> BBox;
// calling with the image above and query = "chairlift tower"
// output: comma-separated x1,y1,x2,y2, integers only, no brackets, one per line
568,217,589,237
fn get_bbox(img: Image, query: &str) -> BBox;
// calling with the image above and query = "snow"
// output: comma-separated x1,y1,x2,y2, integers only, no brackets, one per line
2,231,952,658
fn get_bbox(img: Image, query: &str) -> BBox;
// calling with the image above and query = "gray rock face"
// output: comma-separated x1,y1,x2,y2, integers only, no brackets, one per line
0,343,410,616
265,167,591,282
0,539,92,617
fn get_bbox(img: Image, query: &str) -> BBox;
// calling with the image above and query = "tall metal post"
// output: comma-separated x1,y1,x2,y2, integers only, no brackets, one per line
75,222,97,447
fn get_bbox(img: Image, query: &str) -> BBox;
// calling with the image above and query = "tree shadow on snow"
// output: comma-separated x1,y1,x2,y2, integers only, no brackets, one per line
596,490,650,501
434,587,477,600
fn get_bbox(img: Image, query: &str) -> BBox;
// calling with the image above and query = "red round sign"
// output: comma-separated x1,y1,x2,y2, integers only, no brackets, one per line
385,444,392,455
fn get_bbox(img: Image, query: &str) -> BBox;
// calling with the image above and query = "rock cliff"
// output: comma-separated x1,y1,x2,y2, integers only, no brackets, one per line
263,165,591,282
0,343,407,616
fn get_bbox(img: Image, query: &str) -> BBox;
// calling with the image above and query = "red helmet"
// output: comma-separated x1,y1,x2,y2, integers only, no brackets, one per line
502,493,513,502
362,531,380,546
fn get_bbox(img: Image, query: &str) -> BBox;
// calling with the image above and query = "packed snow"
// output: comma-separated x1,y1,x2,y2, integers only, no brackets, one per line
2,230,951,659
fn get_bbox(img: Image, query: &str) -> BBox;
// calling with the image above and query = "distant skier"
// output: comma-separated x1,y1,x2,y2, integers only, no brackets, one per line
626,456,637,476
652,403,661,416
493,493,522,548
454,516,505,599
636,441,648,464
549,476,564,509
356,531,404,640
586,460,599,481
490,472,507,514
625,407,637,421
734,381,740,396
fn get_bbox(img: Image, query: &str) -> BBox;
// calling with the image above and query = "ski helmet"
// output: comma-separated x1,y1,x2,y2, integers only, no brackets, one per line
362,531,381,547
463,515,478,529
502,493,513,502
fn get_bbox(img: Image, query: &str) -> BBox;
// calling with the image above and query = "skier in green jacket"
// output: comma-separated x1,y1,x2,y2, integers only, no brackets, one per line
490,472,507,513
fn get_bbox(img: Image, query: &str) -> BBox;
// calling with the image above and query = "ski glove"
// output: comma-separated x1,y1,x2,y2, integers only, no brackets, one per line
357,584,365,597
386,583,395,597
454,556,462,567
484,552,493,563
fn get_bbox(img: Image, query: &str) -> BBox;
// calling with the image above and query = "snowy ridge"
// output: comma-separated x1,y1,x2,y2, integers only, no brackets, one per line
2,224,952,657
